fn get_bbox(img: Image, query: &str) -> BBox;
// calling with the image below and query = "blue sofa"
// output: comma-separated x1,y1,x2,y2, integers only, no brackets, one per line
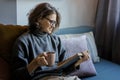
83,59,120,80
56,26,120,80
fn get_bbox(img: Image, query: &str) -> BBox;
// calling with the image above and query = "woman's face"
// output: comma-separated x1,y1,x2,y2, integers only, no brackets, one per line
38,13,57,34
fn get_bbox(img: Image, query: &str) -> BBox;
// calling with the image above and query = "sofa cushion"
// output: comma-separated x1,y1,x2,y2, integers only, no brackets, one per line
59,31,100,63
0,58,10,80
61,35,97,78
0,24,28,63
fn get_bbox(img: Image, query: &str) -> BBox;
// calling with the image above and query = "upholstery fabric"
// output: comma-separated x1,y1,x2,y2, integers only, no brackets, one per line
0,24,28,63
61,35,97,78
0,58,10,80
83,59,120,80
59,31,100,63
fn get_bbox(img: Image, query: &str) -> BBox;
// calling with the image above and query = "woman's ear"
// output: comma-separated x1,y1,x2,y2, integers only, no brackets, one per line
36,18,42,25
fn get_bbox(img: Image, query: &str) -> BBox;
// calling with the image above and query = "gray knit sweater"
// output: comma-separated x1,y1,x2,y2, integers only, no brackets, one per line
11,31,66,80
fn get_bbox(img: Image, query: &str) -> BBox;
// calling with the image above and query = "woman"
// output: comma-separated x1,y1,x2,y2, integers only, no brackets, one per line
11,3,89,80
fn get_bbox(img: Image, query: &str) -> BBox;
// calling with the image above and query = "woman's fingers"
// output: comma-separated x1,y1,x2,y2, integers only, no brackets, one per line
81,50,90,61
36,56,48,66
38,52,47,57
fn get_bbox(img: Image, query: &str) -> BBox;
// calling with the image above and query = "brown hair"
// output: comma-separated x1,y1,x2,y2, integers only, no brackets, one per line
28,3,61,33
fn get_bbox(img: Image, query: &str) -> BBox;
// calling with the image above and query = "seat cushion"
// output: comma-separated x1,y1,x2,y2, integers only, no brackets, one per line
83,59,120,80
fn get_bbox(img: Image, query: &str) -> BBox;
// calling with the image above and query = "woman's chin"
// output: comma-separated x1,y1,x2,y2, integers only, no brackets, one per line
47,31,52,34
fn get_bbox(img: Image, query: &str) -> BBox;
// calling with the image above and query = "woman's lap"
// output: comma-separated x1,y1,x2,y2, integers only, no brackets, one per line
39,76,81,80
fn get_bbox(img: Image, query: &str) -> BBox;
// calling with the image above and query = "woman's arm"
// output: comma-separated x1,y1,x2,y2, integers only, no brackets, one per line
27,53,48,74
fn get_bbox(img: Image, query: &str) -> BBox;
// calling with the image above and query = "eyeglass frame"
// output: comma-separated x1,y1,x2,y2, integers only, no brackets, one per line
45,17,56,27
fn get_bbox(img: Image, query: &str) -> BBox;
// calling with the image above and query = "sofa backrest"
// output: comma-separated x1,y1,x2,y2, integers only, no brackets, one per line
0,24,28,63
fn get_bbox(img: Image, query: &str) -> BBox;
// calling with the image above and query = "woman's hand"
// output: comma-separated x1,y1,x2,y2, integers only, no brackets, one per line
35,52,48,66
81,50,90,62
75,50,90,67
27,52,48,74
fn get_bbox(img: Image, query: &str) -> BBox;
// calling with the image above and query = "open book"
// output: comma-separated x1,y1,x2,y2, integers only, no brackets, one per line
33,53,84,79
57,52,83,70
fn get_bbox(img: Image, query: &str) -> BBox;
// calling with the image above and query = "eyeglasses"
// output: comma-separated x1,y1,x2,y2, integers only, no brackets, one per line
45,17,56,26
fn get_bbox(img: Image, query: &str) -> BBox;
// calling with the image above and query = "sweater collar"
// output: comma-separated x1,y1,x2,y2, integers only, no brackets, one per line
30,30,51,37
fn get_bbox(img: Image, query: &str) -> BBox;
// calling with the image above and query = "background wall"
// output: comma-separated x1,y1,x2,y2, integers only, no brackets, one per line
0,0,98,28
0,0,16,24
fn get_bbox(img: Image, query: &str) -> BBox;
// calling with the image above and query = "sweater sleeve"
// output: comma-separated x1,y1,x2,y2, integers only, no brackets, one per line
57,36,67,62
11,38,31,80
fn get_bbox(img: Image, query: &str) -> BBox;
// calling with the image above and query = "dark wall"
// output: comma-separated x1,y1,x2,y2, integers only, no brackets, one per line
0,0,16,24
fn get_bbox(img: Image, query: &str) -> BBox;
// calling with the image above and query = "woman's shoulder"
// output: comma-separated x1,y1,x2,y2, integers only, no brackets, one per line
16,31,32,42
18,31,29,38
